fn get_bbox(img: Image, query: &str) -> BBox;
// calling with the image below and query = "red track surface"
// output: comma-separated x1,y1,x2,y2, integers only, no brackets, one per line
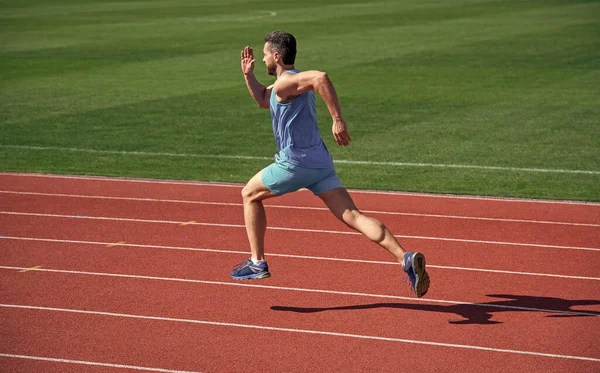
1,173,599,372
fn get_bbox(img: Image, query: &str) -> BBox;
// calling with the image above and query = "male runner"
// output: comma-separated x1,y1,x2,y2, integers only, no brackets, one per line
230,31,430,297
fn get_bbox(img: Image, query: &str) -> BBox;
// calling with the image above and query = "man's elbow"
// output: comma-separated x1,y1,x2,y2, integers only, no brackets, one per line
258,100,270,109
314,71,330,90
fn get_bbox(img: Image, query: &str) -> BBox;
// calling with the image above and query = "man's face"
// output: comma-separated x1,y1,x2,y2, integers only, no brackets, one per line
263,42,278,76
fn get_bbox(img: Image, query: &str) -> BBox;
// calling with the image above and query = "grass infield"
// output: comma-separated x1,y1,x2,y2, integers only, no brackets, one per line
1,0,599,201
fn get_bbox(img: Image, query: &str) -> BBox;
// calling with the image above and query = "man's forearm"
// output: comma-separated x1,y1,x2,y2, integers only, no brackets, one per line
314,73,351,146
244,73,268,108
314,73,344,121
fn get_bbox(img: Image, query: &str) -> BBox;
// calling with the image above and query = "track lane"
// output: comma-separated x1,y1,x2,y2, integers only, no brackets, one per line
2,190,598,229
5,306,597,373
2,193,599,249
0,354,201,373
2,239,599,320
1,268,599,365
1,214,598,280
2,173,599,223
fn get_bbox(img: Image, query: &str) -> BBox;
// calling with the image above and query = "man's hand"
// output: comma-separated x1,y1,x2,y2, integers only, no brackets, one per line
241,46,255,75
332,119,351,146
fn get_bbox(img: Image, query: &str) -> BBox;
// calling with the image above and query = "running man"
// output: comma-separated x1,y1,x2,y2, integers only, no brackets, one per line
230,31,430,297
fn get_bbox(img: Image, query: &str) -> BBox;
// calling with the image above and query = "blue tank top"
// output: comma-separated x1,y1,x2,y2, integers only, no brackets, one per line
269,69,333,169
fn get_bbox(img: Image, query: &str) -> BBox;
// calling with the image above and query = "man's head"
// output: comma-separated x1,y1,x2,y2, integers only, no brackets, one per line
263,31,296,76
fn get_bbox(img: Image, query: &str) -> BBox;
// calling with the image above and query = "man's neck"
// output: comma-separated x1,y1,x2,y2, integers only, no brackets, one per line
276,65,296,78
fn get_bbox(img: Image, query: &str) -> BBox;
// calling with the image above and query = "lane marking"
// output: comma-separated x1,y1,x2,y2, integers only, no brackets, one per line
2,236,599,281
2,145,599,175
180,221,196,226
1,173,599,206
19,265,41,273
0,353,203,372
2,190,597,227
1,211,599,252
1,266,598,317
1,303,598,361
107,241,126,247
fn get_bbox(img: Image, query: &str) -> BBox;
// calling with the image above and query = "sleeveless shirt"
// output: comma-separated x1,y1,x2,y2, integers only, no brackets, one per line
269,69,333,168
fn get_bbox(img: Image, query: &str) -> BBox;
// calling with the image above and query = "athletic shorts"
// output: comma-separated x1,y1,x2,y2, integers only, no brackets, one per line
261,158,343,196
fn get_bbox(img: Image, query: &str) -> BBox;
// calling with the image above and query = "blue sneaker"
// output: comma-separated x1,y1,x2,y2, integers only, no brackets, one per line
230,259,271,280
403,252,430,298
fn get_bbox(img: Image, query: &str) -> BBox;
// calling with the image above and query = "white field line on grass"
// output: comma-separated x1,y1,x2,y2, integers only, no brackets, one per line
3,145,599,175
0,305,599,362
1,265,599,319
237,10,277,20
2,211,599,253
0,353,202,373
2,236,599,281
2,172,600,206
2,190,598,228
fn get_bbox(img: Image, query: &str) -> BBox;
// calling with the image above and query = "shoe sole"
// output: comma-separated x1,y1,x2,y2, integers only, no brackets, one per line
231,271,271,280
412,252,430,298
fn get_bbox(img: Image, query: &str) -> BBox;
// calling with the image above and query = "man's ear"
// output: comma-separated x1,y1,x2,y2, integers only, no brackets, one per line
274,51,281,63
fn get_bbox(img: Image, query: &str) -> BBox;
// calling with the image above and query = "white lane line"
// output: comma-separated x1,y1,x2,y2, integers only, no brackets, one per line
0,353,202,373
1,172,599,206
1,266,598,317
1,303,598,362
2,236,599,281
2,211,599,252
2,145,599,175
0,172,244,188
2,190,597,227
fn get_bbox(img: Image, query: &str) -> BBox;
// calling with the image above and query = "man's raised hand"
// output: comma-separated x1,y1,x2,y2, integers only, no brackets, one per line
241,46,255,75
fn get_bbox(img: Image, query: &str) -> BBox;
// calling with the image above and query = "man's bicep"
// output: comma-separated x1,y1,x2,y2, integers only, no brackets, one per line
275,71,324,97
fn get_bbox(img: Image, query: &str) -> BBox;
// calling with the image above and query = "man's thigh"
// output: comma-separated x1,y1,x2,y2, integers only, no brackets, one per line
316,187,357,221
243,168,278,201
262,160,340,196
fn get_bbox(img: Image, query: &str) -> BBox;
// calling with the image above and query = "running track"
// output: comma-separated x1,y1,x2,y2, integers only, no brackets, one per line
1,173,599,373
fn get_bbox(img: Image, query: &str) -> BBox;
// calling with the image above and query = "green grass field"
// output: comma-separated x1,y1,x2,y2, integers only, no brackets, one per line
1,0,599,201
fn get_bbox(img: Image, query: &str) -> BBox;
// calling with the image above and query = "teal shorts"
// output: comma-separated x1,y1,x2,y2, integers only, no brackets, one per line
261,159,343,196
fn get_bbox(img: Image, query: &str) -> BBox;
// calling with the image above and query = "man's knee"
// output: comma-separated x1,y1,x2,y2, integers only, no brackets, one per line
242,179,276,204
241,184,259,203
344,211,386,242
341,209,360,226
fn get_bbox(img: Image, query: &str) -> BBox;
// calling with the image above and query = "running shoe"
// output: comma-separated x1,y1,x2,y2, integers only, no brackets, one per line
403,252,430,298
230,259,271,280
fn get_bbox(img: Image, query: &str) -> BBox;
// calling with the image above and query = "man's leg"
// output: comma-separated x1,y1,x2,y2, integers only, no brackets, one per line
241,169,278,262
317,186,430,297
231,168,278,280
317,187,405,264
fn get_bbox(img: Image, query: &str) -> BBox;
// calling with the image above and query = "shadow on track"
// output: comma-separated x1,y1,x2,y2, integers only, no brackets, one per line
271,294,600,325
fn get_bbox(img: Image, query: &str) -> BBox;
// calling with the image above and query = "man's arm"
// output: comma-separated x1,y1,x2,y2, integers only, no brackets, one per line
274,71,351,146
241,46,271,109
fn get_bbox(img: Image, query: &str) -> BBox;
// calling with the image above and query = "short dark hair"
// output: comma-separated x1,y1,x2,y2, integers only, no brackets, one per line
264,30,296,65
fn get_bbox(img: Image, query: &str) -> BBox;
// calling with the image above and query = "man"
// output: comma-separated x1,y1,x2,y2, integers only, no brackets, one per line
230,31,430,298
